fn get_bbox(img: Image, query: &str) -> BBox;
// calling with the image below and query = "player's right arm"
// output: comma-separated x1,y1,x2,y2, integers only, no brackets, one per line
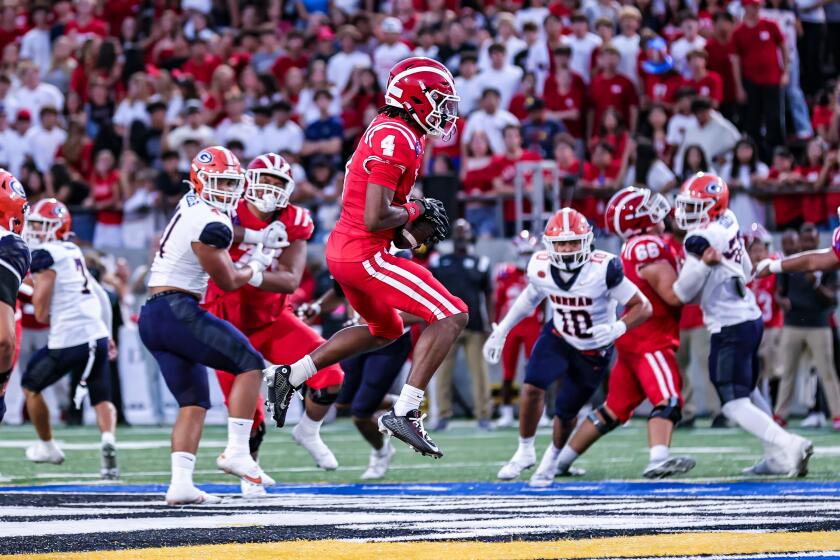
192,222,266,291
673,233,714,304
483,282,544,364
640,262,682,307
756,248,840,278
258,239,306,293
0,235,30,376
364,183,419,232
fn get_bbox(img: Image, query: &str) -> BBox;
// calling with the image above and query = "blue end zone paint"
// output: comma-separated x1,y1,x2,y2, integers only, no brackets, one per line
2,480,840,496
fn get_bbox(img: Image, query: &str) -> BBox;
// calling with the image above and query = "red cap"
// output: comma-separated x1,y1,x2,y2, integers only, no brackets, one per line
16,108,31,121
742,0,762,6
317,25,335,41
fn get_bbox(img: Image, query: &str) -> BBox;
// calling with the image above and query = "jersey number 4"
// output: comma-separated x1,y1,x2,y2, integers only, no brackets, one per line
380,135,395,157
556,309,593,339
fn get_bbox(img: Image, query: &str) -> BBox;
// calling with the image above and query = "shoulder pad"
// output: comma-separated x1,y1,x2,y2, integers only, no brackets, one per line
527,250,551,280
281,205,314,242
684,233,712,258
624,235,669,264
589,250,614,265
364,119,420,163
0,234,31,281
198,221,233,249
30,248,54,275
605,256,625,289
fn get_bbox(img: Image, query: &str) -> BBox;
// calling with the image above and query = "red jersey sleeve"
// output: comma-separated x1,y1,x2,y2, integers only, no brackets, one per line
363,125,416,191
280,204,315,242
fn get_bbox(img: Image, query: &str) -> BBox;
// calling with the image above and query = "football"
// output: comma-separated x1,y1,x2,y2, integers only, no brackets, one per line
394,218,436,250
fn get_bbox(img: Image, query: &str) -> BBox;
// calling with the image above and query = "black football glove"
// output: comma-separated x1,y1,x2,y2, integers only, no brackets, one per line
416,197,450,242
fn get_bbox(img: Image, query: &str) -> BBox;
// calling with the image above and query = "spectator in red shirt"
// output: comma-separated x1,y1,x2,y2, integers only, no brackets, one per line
589,107,629,156
461,131,499,237
181,38,222,86
817,147,840,227
271,30,309,87
543,45,586,138
64,0,108,45
508,72,538,121
588,44,639,139
705,12,737,118
685,49,723,106
89,149,124,250
796,138,828,226
639,35,682,110
768,146,804,230
580,141,624,225
589,17,615,80
731,0,788,157
813,80,840,143
490,125,542,229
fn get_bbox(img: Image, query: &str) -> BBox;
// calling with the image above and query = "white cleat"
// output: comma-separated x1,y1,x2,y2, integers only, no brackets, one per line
643,456,696,479
292,424,339,470
165,484,222,506
528,467,556,488
25,441,65,465
783,436,813,477
801,412,827,428
240,478,269,498
497,446,537,480
217,452,276,486
361,441,396,480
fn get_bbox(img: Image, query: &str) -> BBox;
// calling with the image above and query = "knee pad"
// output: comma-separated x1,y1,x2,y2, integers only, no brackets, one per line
249,421,266,455
650,398,682,425
587,405,619,435
308,387,338,406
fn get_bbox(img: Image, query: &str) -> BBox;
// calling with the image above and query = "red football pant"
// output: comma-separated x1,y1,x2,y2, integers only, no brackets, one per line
215,309,345,426
501,319,541,381
327,249,467,339
606,347,682,423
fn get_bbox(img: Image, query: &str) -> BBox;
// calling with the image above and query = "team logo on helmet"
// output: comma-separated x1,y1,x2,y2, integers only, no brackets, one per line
9,178,24,198
415,141,422,156
197,150,214,164
705,182,723,194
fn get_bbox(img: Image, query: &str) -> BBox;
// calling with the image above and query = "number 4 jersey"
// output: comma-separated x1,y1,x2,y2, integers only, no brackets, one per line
30,242,108,349
525,249,640,351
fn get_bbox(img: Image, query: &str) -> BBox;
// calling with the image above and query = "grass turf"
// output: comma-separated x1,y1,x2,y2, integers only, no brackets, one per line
1,418,838,485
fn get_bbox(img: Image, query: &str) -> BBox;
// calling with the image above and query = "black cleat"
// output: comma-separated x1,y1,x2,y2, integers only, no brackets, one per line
263,365,300,428
378,409,442,458
100,442,119,480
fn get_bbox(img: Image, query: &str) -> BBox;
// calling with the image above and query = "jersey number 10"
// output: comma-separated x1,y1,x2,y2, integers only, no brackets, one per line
556,308,593,339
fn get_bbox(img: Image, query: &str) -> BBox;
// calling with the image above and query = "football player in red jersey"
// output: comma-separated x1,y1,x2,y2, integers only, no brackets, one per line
264,57,468,458
203,153,345,495
549,187,696,479
493,231,545,428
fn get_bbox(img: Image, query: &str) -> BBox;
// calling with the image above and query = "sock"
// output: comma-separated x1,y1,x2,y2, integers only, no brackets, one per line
171,452,196,485
722,398,791,447
43,439,58,451
296,412,323,437
289,355,317,387
518,436,535,454
101,431,115,447
750,387,773,417
650,444,669,463
227,417,254,455
394,384,424,416
537,444,561,473
556,445,579,468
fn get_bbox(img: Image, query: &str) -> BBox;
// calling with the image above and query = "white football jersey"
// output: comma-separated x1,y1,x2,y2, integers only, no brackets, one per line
683,209,761,333
148,193,234,296
30,242,108,349
526,249,639,351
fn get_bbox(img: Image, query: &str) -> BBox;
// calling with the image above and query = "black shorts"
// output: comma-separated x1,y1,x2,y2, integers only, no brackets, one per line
21,337,111,406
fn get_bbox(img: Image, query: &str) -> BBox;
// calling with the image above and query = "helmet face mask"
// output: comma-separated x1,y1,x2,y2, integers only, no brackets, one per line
424,88,460,138
197,171,245,212
385,57,460,139
544,233,593,271
23,198,70,247
674,173,729,231
674,195,714,231
245,153,295,213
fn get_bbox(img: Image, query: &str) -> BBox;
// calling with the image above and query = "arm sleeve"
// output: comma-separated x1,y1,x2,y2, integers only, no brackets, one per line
90,278,113,338
673,255,711,303
495,283,543,336
0,267,18,308
198,221,233,249
608,277,639,306
0,235,30,308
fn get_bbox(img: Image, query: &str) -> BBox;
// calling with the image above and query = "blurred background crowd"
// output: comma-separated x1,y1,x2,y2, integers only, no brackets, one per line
2,0,840,428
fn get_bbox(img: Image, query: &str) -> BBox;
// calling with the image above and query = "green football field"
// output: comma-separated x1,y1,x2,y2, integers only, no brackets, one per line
0,418,837,485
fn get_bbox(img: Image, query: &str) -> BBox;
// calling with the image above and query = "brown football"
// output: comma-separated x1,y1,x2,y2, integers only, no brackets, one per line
394,219,436,250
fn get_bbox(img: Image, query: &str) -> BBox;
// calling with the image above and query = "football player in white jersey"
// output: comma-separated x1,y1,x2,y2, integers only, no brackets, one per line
484,208,652,487
0,170,30,431
21,199,119,479
139,146,282,505
673,173,812,476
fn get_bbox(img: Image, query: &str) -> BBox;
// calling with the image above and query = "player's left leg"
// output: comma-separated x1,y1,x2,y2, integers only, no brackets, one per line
711,318,812,476
80,337,119,480
529,344,614,487
498,326,525,428
21,346,70,465
498,323,567,480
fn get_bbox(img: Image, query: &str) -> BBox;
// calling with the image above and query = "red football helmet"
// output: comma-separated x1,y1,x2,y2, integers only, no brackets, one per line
189,146,245,212
605,186,671,239
24,198,71,246
385,57,460,138
674,172,729,230
245,153,295,213
543,208,594,271
0,169,27,235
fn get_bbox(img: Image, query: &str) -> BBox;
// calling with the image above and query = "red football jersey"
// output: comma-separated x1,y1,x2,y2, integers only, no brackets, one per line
204,199,314,333
663,233,704,329
618,234,681,352
327,114,426,262
493,264,544,324
748,258,783,329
